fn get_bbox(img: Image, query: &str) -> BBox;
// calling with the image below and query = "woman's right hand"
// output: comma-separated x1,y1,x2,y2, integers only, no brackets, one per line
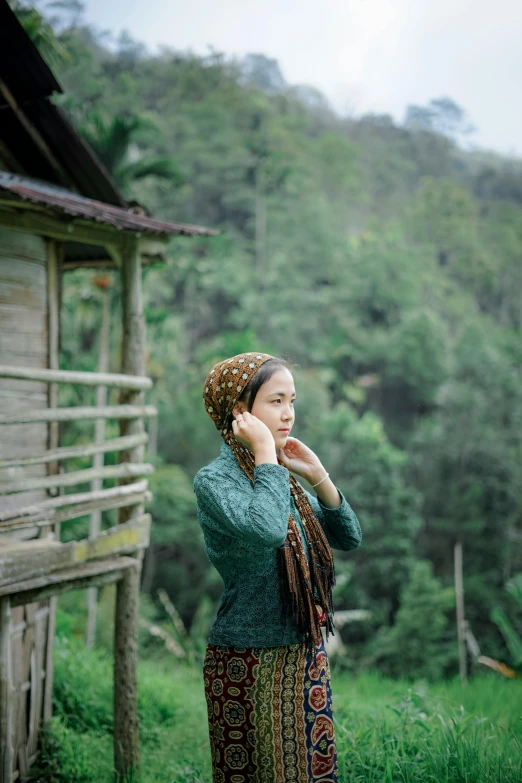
232,410,275,456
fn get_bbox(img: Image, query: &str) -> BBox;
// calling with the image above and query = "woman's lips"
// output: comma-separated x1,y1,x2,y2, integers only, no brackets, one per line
278,428,290,433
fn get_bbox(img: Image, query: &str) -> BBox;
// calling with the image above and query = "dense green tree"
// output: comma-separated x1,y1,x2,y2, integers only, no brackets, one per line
369,560,455,680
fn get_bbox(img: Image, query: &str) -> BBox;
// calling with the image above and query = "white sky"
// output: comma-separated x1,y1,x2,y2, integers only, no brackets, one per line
81,0,522,158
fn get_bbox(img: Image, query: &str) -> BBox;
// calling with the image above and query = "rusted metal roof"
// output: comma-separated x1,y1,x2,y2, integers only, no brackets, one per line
0,172,218,237
0,2,217,238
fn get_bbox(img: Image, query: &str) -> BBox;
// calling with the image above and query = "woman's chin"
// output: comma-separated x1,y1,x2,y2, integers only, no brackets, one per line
275,433,290,448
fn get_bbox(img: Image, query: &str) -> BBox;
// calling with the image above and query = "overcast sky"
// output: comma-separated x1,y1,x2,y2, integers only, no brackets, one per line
82,0,522,158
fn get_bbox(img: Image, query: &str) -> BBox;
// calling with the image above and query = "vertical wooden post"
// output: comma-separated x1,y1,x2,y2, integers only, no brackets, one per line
0,597,13,783
114,237,143,780
43,239,61,724
118,237,146,524
454,540,467,685
87,282,112,649
114,564,141,781
46,239,60,489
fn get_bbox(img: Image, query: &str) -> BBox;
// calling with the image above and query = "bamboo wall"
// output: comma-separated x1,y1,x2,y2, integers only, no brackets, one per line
0,228,55,780
0,228,48,525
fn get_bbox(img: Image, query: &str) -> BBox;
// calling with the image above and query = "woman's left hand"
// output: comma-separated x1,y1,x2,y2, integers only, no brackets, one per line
278,437,325,485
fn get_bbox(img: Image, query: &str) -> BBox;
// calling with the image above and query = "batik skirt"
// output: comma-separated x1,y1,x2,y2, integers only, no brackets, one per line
203,637,338,782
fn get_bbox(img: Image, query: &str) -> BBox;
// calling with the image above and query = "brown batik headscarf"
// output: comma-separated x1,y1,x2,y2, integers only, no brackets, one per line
203,351,336,657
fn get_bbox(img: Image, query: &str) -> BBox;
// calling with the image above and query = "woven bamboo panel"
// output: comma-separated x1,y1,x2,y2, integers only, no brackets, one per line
10,601,51,781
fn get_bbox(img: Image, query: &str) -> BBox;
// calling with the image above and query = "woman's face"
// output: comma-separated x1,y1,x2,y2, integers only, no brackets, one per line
239,367,296,450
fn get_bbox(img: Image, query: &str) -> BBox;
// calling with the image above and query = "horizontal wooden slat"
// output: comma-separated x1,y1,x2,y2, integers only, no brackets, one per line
0,461,155,494
0,364,153,390
47,490,152,526
0,514,150,586
7,557,140,607
0,403,157,425
0,490,152,540
0,489,152,532
0,479,148,523
0,432,149,469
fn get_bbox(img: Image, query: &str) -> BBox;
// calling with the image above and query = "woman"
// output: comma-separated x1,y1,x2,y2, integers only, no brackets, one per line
194,352,362,783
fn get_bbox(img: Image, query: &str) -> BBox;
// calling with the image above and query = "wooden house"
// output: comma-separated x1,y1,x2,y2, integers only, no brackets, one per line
0,3,216,781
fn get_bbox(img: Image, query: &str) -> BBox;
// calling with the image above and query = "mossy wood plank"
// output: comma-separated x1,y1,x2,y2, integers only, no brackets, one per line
6,557,139,607
0,515,150,586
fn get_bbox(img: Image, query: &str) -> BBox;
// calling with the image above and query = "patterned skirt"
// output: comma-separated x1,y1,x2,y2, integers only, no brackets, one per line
203,637,338,782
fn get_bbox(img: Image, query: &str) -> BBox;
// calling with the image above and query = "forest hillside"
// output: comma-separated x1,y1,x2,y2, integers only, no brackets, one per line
14,0,522,682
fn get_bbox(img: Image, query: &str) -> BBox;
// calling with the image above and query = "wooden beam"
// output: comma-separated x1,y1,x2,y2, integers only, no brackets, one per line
0,462,154,495
0,479,148,523
0,78,76,190
63,255,164,269
0,365,153,390
0,515,150,587
0,204,127,249
7,557,140,608
62,259,118,270
0,403,157,426
0,433,149,469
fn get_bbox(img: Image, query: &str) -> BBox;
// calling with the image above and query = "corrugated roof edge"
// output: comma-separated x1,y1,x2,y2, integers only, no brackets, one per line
0,172,219,237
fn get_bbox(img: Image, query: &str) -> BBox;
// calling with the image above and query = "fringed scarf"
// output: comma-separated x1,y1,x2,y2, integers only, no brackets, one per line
203,352,336,659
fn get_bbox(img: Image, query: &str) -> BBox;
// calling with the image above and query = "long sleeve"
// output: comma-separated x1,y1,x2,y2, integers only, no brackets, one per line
304,487,362,551
194,462,291,548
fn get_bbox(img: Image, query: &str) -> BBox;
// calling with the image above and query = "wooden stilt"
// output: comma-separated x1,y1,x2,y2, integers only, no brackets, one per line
113,561,141,781
113,237,145,780
0,597,13,783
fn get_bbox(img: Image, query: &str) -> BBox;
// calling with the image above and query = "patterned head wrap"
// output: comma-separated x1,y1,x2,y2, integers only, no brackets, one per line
203,351,273,438
203,352,336,659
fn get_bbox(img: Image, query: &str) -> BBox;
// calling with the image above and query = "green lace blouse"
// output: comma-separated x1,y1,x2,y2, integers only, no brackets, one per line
193,440,362,648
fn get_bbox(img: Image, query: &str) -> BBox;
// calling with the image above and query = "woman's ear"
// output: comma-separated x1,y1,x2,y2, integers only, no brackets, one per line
232,402,246,417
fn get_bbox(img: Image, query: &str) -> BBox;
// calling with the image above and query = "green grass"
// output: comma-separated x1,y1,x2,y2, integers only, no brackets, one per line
26,634,522,783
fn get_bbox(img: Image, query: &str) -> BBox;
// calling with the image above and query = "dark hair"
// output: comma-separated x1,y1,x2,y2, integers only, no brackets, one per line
227,357,291,430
